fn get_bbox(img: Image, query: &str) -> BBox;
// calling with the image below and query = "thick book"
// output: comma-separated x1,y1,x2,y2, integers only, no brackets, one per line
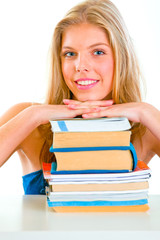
49,117,134,172
52,131,131,148
49,143,137,172
50,181,149,192
50,117,131,132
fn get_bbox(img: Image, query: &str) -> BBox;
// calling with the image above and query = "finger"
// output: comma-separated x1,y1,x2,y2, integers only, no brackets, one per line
76,107,101,114
63,99,82,105
68,102,113,110
80,100,114,107
69,107,101,118
82,108,119,119
64,99,114,107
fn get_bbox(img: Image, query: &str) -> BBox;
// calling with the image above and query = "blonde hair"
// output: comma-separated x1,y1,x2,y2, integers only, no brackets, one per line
39,0,146,163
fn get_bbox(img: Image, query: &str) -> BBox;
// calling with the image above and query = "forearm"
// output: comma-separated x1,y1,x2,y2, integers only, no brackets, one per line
0,103,90,166
0,106,40,166
140,103,160,141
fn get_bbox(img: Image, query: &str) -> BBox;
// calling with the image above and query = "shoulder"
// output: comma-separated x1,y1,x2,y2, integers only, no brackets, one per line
133,127,160,163
0,102,41,126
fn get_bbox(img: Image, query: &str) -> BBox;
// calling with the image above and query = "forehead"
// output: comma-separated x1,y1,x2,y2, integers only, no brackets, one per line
61,23,110,48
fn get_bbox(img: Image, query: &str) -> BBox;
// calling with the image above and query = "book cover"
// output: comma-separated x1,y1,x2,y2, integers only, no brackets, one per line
50,143,137,172
54,149,133,171
50,117,131,132
47,198,148,207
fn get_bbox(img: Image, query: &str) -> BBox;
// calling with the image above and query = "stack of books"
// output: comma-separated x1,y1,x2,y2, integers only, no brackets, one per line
43,117,151,212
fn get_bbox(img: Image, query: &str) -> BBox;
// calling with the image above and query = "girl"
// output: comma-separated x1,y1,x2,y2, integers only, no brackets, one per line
0,0,160,194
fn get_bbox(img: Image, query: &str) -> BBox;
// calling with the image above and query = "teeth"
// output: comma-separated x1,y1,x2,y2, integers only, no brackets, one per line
77,80,97,85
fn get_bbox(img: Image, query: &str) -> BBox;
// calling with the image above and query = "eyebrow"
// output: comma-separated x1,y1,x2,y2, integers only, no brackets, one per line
88,43,110,48
61,42,110,50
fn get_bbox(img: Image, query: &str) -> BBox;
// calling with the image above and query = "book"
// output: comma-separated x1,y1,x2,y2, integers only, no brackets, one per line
50,204,149,213
52,131,131,148
49,117,136,172
48,199,148,207
43,160,151,182
50,181,149,192
43,161,151,212
53,149,133,171
50,117,131,132
49,143,137,172
48,189,148,202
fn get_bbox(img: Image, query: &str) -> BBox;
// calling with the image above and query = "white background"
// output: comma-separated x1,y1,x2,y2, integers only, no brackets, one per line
0,0,159,195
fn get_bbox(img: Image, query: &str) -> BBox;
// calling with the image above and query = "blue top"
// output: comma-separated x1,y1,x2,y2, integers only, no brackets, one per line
22,169,48,195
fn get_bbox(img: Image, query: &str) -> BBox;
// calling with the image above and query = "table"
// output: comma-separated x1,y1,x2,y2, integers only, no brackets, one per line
0,195,160,240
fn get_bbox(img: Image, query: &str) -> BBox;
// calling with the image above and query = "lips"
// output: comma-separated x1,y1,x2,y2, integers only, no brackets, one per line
74,78,99,90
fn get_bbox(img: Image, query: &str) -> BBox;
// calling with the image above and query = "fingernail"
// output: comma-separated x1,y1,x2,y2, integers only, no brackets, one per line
94,107,100,111
68,104,76,109
82,114,89,118
105,100,113,105
63,99,69,103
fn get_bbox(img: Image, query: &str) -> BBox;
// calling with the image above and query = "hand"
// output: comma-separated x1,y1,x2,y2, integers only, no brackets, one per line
32,103,101,125
63,98,114,109
63,99,144,123
81,102,144,123
65,99,160,148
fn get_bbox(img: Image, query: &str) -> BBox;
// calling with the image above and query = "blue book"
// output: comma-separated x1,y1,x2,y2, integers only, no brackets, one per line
47,199,148,207
50,143,137,173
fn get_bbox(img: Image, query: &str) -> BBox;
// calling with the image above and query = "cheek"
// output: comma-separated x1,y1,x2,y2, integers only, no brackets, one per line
97,60,114,91
103,60,114,75
61,63,69,83
62,62,73,82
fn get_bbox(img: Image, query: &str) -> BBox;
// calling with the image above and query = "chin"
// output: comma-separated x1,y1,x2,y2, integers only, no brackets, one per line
74,91,113,101
76,96,99,101
76,94,106,102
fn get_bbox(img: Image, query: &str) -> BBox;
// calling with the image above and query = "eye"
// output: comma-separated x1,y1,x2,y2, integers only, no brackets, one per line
94,50,105,55
63,52,76,57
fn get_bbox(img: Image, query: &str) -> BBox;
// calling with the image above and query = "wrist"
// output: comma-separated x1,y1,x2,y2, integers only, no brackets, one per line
26,104,47,127
139,102,157,127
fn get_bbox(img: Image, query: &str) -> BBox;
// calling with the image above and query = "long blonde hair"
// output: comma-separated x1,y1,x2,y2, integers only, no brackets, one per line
39,0,146,163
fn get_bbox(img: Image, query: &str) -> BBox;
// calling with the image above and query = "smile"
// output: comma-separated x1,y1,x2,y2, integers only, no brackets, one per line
77,80,97,85
75,79,99,90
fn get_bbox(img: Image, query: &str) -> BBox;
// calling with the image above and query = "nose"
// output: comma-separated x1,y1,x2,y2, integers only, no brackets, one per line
75,54,90,72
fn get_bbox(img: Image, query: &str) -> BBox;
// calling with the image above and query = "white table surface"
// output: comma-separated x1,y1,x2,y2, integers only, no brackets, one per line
0,194,160,240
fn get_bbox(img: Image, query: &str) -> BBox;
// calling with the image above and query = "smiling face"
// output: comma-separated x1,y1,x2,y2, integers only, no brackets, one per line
61,23,114,101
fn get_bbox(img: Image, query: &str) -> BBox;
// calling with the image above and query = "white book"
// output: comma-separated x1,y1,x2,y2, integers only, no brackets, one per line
47,175,150,184
44,168,151,181
50,117,131,132
48,189,148,202
48,178,148,185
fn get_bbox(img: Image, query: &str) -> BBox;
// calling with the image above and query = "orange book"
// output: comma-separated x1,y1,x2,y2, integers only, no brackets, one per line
53,131,131,148
54,150,133,171
51,204,149,213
